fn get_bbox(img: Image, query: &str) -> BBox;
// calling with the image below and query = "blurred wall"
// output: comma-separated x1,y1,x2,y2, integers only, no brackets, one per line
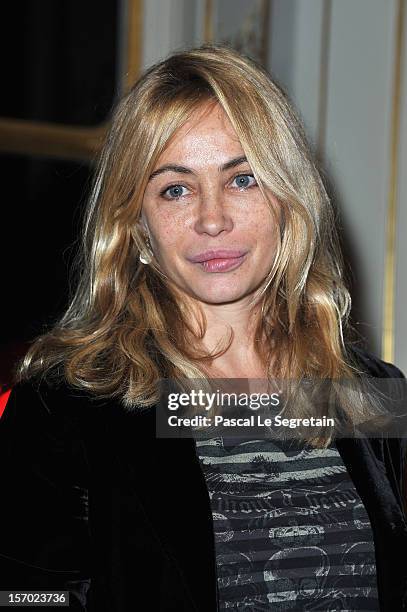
269,0,406,370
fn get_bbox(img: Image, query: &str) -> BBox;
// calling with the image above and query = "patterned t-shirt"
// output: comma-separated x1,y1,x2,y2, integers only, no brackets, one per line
194,436,379,611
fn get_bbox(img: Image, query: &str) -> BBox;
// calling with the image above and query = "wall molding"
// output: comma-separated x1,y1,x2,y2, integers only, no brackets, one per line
0,0,143,162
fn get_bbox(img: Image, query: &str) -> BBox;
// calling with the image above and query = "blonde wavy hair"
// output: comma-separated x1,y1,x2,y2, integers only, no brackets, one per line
19,44,374,444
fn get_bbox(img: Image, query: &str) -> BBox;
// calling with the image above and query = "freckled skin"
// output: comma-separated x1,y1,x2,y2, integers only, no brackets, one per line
141,101,279,307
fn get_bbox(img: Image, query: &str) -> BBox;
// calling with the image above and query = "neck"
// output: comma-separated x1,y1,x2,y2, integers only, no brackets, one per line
185,296,268,378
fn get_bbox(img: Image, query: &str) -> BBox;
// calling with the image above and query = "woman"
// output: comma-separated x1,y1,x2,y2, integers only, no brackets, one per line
0,44,406,611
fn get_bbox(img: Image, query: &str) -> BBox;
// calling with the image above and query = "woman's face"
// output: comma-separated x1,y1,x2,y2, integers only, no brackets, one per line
141,101,279,306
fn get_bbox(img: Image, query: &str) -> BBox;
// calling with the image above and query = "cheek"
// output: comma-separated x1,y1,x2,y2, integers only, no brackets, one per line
259,220,279,246
149,213,186,254
241,205,278,247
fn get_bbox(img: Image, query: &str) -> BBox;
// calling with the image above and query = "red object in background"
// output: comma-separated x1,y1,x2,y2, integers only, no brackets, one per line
0,339,28,404
0,388,11,418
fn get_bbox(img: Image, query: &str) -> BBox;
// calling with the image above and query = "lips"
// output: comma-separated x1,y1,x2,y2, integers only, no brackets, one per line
188,249,248,263
187,249,248,273
199,255,247,273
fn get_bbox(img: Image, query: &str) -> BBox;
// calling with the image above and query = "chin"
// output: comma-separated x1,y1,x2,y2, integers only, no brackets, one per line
167,275,258,305
191,286,251,305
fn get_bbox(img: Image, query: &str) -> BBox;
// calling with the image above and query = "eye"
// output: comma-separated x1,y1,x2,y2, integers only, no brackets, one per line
160,184,191,200
231,174,257,189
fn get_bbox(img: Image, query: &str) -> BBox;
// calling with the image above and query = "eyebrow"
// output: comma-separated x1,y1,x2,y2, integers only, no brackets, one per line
148,155,249,182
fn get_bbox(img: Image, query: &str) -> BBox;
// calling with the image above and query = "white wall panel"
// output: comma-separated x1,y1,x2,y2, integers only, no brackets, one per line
269,0,325,148
323,0,396,356
269,0,406,367
395,2,407,372
142,0,199,69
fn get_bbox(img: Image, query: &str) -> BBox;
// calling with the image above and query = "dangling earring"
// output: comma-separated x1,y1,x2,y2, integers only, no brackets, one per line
139,238,153,265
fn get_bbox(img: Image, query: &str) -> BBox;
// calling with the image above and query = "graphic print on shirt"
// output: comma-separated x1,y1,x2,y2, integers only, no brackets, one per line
195,436,379,611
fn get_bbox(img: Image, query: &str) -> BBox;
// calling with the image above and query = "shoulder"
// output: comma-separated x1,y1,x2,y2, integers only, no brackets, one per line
345,344,407,488
346,342,406,379
0,376,111,437
0,375,150,442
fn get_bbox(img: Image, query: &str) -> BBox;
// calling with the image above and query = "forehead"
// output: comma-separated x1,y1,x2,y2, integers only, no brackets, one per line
156,101,244,164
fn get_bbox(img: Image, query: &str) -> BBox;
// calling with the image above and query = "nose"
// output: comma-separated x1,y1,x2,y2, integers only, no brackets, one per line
193,189,234,236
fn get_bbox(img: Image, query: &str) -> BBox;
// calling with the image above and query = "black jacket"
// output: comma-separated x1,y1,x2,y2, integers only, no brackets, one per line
0,346,406,611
